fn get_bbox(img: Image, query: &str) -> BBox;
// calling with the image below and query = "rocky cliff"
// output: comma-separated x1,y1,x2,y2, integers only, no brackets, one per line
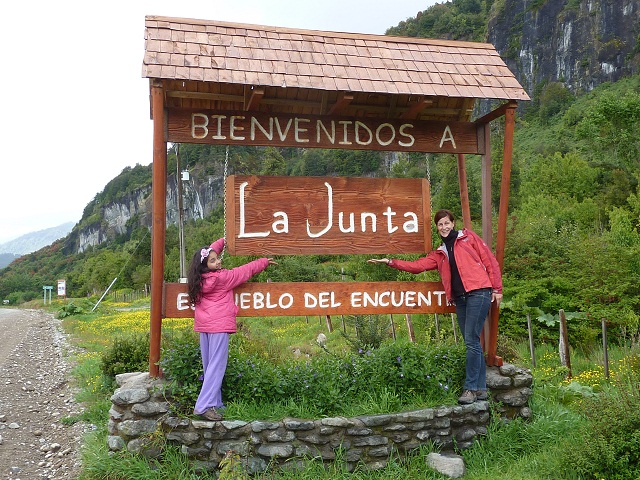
68,173,224,254
488,0,640,97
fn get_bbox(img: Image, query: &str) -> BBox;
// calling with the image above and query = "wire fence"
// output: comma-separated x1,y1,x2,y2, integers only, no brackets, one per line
109,287,150,304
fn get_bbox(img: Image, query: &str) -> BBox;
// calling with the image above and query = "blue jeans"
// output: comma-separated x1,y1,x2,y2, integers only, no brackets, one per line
455,288,492,391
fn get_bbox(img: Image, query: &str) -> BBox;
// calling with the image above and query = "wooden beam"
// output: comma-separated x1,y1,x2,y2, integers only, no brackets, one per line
495,107,516,270
480,122,492,355
320,91,328,115
458,98,476,122
166,91,244,102
474,100,518,124
481,124,492,245
456,154,472,229
401,98,432,119
245,86,265,111
328,92,354,115
486,103,517,368
387,95,399,117
164,90,464,121
149,80,167,378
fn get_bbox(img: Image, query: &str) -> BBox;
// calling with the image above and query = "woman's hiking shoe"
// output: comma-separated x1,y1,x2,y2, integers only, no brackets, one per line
196,408,223,421
474,390,488,400
458,390,476,404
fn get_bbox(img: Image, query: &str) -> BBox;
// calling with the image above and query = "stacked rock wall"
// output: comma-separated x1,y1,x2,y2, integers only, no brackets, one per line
108,364,532,473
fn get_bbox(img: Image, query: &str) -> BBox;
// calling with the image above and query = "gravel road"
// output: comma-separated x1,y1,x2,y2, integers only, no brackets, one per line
0,308,86,479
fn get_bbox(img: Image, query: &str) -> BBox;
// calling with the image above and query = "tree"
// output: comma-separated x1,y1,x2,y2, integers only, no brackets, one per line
575,91,640,170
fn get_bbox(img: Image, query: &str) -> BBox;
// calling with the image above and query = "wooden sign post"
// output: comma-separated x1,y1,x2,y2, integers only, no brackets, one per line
161,174,447,319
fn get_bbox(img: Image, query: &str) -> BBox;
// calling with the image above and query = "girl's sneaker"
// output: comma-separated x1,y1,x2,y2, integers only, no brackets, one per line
196,408,223,421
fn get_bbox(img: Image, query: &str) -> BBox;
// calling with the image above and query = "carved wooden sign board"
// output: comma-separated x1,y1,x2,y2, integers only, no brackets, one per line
163,281,455,318
163,174,455,317
224,175,431,255
166,109,483,154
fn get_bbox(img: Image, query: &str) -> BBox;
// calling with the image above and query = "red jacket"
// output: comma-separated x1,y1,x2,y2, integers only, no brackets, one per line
388,228,503,303
194,257,270,334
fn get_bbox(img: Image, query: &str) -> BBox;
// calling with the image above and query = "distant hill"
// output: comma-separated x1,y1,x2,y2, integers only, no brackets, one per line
0,253,21,269
0,222,75,266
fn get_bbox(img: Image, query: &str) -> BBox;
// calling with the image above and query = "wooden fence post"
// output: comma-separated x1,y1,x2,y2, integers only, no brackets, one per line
527,312,536,368
325,315,333,333
390,315,396,341
405,314,415,343
602,318,609,379
451,313,458,344
559,309,572,378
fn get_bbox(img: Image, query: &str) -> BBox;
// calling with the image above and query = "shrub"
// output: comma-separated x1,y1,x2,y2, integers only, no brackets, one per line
159,332,466,418
6,291,27,305
100,333,150,378
566,356,640,480
158,329,202,410
496,333,522,364
57,302,85,318
340,314,392,351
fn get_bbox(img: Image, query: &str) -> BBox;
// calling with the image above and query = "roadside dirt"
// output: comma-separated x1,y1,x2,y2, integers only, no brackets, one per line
0,308,86,479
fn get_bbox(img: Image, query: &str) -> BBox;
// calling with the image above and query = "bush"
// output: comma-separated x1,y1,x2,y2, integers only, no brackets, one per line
340,314,392,351
100,333,150,378
6,291,35,305
566,364,640,479
56,302,85,318
159,332,466,418
496,333,522,364
158,329,202,410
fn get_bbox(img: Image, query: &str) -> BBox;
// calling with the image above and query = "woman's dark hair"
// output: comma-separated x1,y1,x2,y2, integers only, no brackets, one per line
434,209,455,225
187,249,209,306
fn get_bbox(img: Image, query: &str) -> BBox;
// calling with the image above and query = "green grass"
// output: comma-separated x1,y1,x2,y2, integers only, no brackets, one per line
55,298,640,479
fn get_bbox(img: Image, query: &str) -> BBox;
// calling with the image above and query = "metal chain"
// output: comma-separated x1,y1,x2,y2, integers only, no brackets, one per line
221,145,229,259
425,153,433,215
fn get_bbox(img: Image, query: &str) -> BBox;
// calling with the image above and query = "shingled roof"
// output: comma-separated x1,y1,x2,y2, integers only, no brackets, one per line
142,16,529,122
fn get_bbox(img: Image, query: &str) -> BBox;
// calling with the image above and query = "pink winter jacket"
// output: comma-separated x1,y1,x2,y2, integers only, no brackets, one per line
194,257,270,334
388,228,503,303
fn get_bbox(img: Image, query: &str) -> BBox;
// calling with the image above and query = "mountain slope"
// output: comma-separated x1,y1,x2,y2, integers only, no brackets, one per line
0,222,75,257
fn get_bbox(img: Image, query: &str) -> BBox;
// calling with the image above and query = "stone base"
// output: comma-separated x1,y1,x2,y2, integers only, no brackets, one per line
107,363,533,473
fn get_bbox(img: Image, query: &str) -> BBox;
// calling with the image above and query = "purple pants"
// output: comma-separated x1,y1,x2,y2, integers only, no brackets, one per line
194,332,229,415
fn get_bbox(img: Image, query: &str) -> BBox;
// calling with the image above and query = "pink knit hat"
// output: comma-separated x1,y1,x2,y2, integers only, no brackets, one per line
210,238,225,254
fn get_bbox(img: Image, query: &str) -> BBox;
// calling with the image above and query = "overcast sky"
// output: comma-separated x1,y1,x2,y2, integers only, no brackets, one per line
0,0,440,244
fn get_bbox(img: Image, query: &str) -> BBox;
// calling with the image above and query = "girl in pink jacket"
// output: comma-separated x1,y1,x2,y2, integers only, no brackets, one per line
187,238,277,421
368,209,503,406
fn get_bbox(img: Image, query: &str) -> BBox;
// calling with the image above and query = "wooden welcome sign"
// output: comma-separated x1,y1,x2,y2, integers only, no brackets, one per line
163,281,455,318
224,175,431,255
166,109,482,154
161,174,447,318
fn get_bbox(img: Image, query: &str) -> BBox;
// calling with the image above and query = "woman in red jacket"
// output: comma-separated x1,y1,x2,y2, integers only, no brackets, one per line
368,209,503,405
187,238,277,421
